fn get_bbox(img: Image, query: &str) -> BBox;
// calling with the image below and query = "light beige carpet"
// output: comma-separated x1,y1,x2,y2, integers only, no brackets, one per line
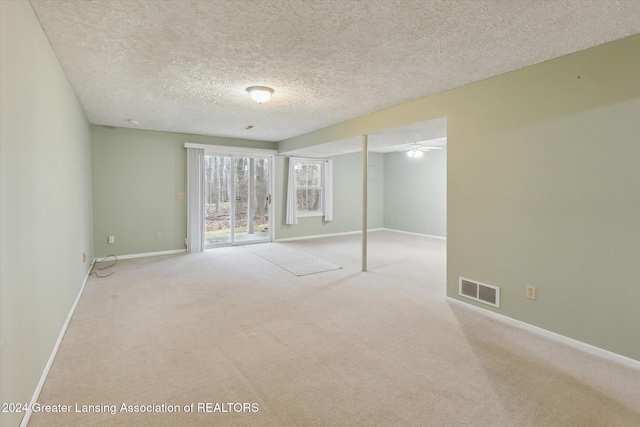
27,232,640,426
244,243,341,276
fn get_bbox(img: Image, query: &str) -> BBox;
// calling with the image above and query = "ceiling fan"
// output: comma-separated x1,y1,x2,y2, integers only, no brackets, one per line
406,143,443,158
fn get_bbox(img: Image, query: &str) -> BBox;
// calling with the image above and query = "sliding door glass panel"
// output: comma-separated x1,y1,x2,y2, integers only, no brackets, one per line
233,157,249,241
252,158,270,241
204,154,270,247
204,155,231,247
233,157,270,243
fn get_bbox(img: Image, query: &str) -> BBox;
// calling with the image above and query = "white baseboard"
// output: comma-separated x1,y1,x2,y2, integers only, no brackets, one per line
383,227,447,240
445,296,640,371
96,249,186,261
274,228,384,242
20,261,95,427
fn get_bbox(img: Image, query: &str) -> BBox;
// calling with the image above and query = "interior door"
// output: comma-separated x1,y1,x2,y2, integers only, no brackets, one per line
204,154,271,247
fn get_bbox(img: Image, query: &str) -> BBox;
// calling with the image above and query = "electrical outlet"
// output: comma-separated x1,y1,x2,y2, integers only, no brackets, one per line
108,236,115,244
178,192,185,199
526,285,536,300
155,232,161,239
83,252,88,263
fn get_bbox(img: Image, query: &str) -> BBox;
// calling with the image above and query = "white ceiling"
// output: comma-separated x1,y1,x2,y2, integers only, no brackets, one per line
30,0,640,145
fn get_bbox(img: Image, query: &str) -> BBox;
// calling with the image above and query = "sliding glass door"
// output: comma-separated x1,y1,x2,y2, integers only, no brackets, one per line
204,154,271,247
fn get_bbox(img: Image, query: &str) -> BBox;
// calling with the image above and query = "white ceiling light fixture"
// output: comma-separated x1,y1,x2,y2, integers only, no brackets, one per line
407,146,423,158
406,143,442,158
246,86,274,104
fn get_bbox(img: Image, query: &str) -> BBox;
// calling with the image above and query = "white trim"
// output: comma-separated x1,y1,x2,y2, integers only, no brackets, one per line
20,262,95,427
445,296,640,371
183,142,276,155
382,227,447,240
275,228,384,242
296,211,324,218
286,156,327,162
98,249,186,261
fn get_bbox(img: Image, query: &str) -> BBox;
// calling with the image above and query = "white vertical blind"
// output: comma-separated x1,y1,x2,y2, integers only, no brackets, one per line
285,157,298,225
323,159,333,222
186,147,204,252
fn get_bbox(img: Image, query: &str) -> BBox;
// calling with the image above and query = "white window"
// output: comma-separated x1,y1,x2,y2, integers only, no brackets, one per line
294,160,324,216
286,157,333,225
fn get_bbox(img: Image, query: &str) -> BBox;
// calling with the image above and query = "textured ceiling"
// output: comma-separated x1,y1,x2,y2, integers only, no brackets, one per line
30,0,640,145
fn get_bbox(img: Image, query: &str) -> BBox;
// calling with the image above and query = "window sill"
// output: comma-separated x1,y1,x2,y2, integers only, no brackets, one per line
297,212,323,218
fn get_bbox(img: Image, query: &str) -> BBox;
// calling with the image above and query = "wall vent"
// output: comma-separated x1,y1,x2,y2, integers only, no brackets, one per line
458,277,500,308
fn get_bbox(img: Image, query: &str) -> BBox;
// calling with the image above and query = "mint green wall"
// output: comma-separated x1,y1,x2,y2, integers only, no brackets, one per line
93,128,383,250
366,153,384,230
277,35,640,361
447,54,640,360
275,152,384,239
274,148,444,241
92,126,275,257
0,2,94,426
383,149,446,237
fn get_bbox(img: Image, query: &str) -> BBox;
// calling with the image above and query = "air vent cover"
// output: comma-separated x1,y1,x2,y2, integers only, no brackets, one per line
458,277,500,308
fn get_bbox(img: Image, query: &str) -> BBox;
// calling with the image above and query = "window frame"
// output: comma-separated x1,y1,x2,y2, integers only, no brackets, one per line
292,158,325,217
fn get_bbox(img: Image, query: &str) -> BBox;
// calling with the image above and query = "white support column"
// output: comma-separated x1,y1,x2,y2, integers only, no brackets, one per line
362,135,368,272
